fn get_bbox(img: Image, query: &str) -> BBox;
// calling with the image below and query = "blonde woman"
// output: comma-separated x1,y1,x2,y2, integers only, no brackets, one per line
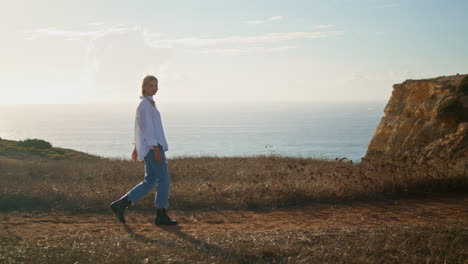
110,75,178,226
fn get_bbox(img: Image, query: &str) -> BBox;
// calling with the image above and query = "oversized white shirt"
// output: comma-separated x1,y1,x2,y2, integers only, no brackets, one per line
133,95,169,161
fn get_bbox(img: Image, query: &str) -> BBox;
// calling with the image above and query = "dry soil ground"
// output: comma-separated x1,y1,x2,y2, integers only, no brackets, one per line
1,192,467,264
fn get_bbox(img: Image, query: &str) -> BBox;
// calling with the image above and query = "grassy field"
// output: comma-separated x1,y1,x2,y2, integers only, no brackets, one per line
0,137,467,263
0,138,466,213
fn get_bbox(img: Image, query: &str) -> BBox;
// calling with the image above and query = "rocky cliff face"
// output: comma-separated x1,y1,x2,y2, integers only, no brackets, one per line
365,74,468,163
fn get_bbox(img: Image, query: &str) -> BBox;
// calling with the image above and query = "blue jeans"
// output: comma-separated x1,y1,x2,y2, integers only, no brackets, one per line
125,144,170,209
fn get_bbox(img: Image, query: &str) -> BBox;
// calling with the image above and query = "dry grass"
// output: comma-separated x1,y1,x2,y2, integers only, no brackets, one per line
0,148,466,213
1,220,466,264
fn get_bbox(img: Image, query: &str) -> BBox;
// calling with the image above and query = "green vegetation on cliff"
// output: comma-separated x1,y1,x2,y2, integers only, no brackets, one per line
0,137,100,160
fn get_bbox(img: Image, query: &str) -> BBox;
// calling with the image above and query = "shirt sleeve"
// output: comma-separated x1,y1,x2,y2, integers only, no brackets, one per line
137,103,159,147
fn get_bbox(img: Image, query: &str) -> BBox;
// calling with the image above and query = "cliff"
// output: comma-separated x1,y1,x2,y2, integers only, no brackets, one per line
365,73,468,164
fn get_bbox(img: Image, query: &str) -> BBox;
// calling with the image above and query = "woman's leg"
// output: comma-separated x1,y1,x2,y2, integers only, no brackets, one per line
154,144,170,209
125,148,157,204
153,144,177,225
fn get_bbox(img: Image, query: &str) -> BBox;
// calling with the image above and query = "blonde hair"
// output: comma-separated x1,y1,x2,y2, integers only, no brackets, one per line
141,75,158,96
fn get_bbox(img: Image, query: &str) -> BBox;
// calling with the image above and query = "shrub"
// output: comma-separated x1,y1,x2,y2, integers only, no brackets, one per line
436,96,464,120
18,138,52,149
458,75,468,95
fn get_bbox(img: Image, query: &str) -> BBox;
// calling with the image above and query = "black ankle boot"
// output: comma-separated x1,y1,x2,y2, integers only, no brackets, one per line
155,208,178,226
110,196,132,224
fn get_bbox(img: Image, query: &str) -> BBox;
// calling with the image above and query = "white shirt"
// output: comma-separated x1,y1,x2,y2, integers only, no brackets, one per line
133,95,169,161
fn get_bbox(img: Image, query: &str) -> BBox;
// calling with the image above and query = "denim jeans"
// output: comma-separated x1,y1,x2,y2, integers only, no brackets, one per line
125,144,170,209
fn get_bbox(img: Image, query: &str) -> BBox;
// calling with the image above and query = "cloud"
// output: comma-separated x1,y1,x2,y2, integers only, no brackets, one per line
148,30,344,47
245,16,283,24
196,45,299,55
350,70,438,81
363,0,400,8
83,25,174,74
84,28,175,101
24,24,177,102
88,22,105,26
372,3,399,8
25,25,133,40
27,28,100,39
26,23,345,60
311,24,335,29
24,23,344,94
28,24,344,50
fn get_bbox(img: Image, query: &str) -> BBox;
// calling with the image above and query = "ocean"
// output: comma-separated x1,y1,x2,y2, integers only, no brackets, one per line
0,101,387,163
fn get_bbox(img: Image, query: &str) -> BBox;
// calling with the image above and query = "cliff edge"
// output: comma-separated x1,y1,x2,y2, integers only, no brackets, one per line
365,73,468,164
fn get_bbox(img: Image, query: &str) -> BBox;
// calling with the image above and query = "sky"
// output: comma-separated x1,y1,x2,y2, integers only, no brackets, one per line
1,0,467,104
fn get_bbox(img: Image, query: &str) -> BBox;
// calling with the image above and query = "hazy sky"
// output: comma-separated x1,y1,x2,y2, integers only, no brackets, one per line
1,0,467,104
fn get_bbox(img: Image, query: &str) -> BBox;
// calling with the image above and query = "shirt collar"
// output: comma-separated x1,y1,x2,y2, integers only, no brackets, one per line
140,95,154,100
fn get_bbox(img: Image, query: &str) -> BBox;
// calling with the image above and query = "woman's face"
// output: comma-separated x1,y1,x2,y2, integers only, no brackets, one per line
144,79,158,96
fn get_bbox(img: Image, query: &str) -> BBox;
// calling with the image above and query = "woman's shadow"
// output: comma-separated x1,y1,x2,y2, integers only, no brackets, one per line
123,223,248,263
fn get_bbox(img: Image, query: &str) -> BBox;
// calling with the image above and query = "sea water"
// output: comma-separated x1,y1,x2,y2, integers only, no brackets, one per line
0,101,386,163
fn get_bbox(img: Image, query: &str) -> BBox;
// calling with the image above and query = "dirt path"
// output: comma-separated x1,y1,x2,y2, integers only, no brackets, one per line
1,193,467,263
2,192,467,240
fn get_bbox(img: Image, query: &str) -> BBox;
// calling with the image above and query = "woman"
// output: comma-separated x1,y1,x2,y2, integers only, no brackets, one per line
110,75,178,226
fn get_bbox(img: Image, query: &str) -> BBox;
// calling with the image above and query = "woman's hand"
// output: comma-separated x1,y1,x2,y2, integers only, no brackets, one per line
131,147,138,161
153,146,163,164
